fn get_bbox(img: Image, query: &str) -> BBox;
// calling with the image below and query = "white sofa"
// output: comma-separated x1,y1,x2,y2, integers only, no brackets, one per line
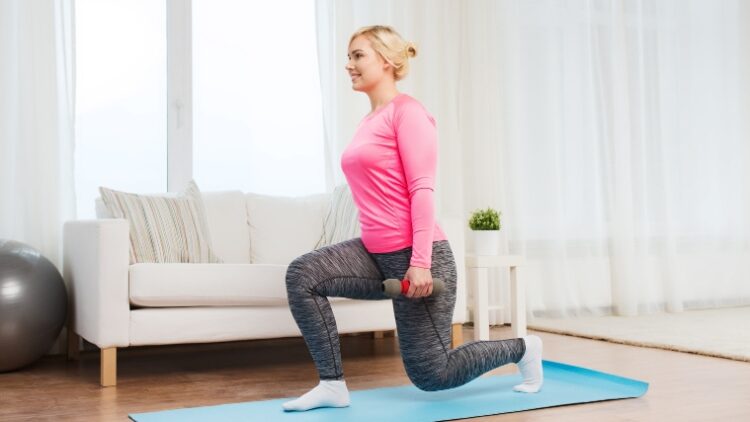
63,190,467,386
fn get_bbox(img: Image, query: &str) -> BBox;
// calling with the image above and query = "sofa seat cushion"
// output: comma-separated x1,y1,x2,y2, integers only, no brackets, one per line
129,263,351,307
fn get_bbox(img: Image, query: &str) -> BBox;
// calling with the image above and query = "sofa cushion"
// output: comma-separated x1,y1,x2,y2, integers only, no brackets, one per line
95,197,111,218
99,181,222,264
245,192,329,265
201,191,251,263
315,184,361,249
129,263,349,307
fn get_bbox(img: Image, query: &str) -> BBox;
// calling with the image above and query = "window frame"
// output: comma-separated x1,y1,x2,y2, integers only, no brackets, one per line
166,0,193,192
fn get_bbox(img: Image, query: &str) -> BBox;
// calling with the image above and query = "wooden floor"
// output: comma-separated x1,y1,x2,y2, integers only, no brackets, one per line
1,325,749,421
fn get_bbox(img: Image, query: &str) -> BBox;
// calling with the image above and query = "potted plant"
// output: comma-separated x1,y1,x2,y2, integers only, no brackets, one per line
468,207,501,255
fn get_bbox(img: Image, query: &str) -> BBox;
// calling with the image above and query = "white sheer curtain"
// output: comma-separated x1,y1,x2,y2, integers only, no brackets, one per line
480,0,750,318
0,0,76,269
316,0,750,321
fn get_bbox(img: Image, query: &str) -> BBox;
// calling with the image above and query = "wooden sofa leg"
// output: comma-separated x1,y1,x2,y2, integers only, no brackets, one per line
372,330,396,339
66,327,80,361
451,323,463,349
100,347,117,387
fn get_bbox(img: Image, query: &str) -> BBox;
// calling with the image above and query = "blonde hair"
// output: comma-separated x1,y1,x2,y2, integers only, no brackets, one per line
349,25,417,81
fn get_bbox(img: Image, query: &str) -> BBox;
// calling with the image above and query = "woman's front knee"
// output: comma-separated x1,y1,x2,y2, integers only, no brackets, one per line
285,253,318,292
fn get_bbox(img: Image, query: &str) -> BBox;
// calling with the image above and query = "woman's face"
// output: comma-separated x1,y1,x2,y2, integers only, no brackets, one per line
345,35,391,92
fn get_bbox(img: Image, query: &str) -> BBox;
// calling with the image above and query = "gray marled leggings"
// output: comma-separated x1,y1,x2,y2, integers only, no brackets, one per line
285,238,525,391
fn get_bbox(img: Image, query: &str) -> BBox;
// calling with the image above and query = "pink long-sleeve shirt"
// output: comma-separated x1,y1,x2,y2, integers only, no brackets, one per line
341,93,446,268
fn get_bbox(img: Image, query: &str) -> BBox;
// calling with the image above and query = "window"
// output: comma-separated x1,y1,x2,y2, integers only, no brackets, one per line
74,0,167,218
74,0,326,218
192,0,326,195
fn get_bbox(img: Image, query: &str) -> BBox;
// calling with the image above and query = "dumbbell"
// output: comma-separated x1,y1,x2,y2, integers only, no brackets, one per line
382,278,445,298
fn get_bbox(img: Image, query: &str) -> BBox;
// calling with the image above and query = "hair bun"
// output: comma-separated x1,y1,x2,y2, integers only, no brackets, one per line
405,41,418,59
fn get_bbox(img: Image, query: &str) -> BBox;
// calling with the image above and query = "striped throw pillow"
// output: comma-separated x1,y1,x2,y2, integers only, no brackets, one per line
99,180,222,264
314,184,361,249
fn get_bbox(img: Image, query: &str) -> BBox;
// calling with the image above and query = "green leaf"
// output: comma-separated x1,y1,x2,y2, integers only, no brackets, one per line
468,207,501,230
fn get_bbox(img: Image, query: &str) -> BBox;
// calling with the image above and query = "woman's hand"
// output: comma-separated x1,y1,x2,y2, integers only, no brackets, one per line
404,266,433,298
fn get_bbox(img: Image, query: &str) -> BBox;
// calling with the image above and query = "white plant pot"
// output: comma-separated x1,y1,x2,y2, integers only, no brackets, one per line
472,230,500,255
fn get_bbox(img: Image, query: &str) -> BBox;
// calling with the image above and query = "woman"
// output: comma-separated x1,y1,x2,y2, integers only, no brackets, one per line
283,25,543,412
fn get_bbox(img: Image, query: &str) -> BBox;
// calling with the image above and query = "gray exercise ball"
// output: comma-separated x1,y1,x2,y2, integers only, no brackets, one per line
0,239,68,372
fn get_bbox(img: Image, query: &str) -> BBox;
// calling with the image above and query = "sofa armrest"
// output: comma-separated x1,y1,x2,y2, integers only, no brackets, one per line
63,219,130,348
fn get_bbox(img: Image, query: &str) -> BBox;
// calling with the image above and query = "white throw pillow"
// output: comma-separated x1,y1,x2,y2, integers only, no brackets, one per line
99,180,222,264
314,184,361,249
246,192,329,265
201,190,251,263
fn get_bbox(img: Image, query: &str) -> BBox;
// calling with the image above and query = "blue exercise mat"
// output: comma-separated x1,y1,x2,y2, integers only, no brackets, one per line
129,360,648,422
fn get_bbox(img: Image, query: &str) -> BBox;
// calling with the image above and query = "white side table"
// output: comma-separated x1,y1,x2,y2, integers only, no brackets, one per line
465,254,527,340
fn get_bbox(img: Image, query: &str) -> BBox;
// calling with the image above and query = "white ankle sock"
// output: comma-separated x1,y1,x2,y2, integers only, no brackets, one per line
513,335,544,393
282,379,350,411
